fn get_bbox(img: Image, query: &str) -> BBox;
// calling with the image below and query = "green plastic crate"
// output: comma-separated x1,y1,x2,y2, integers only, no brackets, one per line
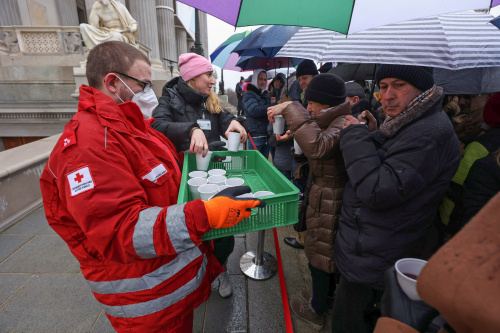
177,150,300,240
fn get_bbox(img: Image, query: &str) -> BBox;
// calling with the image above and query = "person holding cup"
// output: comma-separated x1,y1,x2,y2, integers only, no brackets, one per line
152,53,247,157
152,53,248,298
267,73,351,330
242,69,276,157
332,65,460,332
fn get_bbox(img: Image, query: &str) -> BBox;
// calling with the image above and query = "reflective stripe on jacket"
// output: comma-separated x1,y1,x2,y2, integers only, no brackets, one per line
40,86,222,332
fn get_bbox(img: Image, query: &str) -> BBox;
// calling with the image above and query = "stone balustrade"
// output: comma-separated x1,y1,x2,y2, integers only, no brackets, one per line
0,134,60,232
1,25,83,55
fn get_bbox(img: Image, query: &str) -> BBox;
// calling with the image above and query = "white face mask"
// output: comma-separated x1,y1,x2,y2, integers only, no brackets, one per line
115,76,158,120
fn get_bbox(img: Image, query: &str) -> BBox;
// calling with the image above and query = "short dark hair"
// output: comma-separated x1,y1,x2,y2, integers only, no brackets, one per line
86,41,150,88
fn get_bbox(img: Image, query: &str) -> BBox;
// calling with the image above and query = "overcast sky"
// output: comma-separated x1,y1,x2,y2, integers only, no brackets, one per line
206,16,259,93
205,7,500,94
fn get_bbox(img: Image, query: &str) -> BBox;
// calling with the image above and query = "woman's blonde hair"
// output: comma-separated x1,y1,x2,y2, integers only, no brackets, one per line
187,80,222,114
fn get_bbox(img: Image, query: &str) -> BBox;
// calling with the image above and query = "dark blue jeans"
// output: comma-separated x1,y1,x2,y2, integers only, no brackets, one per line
249,136,270,159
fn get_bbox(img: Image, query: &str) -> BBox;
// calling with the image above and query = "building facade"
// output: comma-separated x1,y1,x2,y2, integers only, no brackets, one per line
0,0,208,151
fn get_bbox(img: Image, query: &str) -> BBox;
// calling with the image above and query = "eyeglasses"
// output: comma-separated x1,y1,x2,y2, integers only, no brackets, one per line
114,72,153,92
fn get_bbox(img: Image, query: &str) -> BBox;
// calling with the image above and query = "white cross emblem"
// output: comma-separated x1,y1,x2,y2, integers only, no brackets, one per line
64,138,71,146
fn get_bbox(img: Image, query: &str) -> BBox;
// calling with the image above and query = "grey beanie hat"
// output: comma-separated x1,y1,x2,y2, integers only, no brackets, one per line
345,82,366,98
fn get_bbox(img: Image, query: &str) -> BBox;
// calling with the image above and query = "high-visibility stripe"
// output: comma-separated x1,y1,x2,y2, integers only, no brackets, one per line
100,255,207,318
133,207,162,259
86,246,203,294
165,203,194,253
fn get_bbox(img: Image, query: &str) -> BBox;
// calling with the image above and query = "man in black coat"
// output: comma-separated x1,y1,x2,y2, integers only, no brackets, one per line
236,76,244,116
332,65,460,333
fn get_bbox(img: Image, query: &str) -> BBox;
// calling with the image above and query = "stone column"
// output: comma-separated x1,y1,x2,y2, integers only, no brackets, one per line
199,11,209,59
1,0,22,26
155,0,177,64
175,26,187,60
56,0,79,26
128,0,161,64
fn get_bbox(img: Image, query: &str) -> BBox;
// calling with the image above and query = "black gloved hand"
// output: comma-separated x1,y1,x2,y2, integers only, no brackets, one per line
208,141,227,151
211,154,227,162
381,266,440,332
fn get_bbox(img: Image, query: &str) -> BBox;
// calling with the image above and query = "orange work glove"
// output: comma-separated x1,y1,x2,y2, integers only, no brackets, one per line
203,186,265,229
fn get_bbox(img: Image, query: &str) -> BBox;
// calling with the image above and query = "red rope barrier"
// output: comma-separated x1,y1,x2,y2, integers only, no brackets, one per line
272,227,294,333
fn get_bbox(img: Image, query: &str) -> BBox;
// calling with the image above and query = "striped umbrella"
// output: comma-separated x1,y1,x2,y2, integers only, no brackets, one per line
277,11,500,70
177,0,493,34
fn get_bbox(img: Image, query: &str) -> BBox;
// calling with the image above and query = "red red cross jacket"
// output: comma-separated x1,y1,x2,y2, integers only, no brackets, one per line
39,86,222,332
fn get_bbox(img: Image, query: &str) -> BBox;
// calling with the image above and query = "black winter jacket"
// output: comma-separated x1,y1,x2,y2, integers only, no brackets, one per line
242,84,274,137
335,87,460,289
460,154,500,226
151,77,235,152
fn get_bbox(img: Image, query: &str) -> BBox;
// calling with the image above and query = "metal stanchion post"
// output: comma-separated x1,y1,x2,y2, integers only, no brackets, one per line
240,229,278,280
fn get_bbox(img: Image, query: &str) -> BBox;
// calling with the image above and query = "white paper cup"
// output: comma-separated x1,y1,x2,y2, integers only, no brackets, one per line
198,184,219,201
207,175,227,186
273,115,285,134
293,138,302,155
208,169,226,177
236,193,254,199
189,171,207,179
187,177,207,200
196,151,213,171
395,258,427,301
217,185,231,192
254,191,275,198
225,177,245,187
227,132,240,152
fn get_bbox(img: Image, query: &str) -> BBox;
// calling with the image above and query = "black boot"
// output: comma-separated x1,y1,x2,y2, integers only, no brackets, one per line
284,237,304,249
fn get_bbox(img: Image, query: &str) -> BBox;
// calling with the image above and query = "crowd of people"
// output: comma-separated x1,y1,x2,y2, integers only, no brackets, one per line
40,40,499,332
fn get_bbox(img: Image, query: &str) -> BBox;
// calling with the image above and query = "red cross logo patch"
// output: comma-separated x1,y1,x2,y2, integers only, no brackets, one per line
67,166,95,196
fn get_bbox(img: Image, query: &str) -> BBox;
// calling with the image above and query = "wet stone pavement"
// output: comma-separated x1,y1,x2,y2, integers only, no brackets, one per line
0,208,330,332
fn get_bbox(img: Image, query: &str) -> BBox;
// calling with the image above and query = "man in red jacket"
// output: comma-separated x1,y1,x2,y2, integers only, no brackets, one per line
39,41,262,333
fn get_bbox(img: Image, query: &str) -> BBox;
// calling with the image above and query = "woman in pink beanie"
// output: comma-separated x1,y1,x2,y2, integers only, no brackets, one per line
152,53,246,155
151,53,247,299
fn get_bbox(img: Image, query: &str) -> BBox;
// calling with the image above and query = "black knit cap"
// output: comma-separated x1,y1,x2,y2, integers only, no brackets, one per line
296,59,319,78
305,74,346,107
375,64,434,92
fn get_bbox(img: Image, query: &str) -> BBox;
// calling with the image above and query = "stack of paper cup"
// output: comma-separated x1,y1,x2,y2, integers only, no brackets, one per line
225,177,244,187
208,169,226,177
188,177,207,200
207,175,227,186
189,171,207,179
198,184,219,201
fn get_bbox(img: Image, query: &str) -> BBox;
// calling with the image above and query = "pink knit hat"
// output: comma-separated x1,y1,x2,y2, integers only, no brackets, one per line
178,53,214,82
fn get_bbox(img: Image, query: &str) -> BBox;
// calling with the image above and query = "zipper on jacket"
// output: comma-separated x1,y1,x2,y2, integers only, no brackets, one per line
354,208,362,256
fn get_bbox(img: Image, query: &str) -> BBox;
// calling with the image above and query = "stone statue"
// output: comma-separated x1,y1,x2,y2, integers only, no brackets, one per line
79,0,138,51
63,32,83,53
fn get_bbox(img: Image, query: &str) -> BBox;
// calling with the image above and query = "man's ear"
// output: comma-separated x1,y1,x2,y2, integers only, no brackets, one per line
104,73,119,93
353,96,360,104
